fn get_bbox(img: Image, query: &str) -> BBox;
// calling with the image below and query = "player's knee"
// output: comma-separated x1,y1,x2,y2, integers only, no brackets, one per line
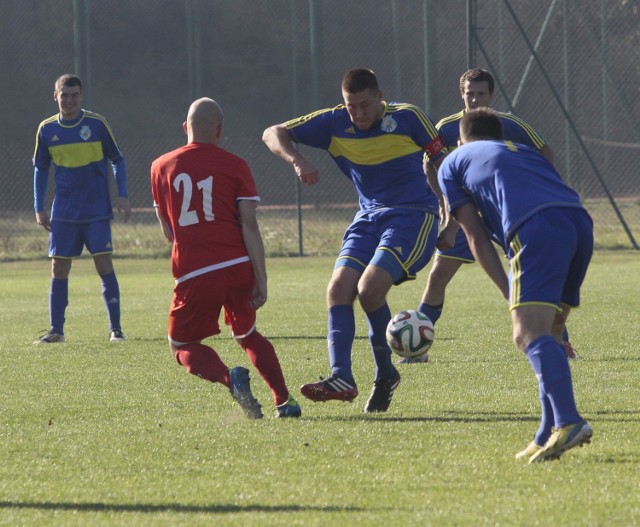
428,260,459,285
512,330,529,353
357,287,385,312
326,279,356,305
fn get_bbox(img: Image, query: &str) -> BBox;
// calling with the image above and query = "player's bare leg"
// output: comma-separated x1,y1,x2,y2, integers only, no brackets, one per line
418,255,464,325
403,256,463,363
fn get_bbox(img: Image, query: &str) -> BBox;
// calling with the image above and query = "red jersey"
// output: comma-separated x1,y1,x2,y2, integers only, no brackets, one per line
150,142,259,282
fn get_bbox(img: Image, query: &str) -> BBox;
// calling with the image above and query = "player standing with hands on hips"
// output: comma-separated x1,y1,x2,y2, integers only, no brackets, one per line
33,74,129,344
437,108,592,463
151,97,301,419
263,68,446,413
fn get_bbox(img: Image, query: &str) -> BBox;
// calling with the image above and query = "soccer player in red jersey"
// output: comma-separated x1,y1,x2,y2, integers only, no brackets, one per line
151,98,300,419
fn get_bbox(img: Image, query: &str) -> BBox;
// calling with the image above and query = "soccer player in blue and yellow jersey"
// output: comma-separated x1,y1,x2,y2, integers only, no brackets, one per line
33,74,130,344
438,108,593,463
410,68,576,364
263,68,445,412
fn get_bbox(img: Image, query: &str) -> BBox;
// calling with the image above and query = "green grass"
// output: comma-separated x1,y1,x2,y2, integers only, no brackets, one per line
2,196,639,262
1,252,639,526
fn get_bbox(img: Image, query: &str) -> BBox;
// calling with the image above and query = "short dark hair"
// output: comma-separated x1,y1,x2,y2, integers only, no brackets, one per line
55,74,82,93
459,68,494,95
460,108,504,141
341,68,379,93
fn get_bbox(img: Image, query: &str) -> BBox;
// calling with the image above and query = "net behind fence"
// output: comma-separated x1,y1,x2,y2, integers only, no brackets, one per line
1,0,638,261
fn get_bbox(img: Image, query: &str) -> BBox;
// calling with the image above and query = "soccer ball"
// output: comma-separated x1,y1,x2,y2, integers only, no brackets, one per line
386,310,435,359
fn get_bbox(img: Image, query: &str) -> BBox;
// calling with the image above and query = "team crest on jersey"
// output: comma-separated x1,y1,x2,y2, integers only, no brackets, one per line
380,115,397,133
80,125,92,141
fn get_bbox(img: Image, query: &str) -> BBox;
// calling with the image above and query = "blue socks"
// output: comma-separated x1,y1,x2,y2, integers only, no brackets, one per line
526,335,581,429
50,278,68,335
328,305,355,382
417,302,443,325
49,272,121,335
101,271,121,331
365,303,395,379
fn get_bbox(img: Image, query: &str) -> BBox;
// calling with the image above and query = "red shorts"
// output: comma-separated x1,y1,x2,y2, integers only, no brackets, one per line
168,261,257,344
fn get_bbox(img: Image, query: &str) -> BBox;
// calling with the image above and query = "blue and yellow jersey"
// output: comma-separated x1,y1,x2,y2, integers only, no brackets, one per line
33,110,124,222
436,109,546,154
285,102,445,213
438,140,584,251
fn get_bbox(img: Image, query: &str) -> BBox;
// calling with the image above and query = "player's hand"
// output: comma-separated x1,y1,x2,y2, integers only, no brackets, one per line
436,220,458,251
251,280,268,310
116,196,131,222
35,211,51,231
293,158,320,185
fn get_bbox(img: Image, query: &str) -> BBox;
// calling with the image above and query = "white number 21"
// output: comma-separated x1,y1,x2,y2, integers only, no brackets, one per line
173,173,215,226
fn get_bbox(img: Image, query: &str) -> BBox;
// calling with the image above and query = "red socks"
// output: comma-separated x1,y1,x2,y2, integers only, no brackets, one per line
175,343,230,387
238,331,289,406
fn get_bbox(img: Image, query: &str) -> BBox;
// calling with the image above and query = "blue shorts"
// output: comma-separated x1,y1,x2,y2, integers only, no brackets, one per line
335,208,438,285
508,207,593,310
49,220,114,258
436,227,475,262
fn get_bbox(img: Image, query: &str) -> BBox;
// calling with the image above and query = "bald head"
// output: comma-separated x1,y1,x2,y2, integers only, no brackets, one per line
184,97,224,144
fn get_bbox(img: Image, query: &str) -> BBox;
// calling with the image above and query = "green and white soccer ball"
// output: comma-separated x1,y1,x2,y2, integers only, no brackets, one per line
386,310,435,359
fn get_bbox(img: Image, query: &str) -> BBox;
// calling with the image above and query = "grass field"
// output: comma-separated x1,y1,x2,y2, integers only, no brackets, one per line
1,252,639,526
2,195,639,262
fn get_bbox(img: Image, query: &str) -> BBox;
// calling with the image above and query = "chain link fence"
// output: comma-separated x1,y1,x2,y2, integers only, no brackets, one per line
1,0,638,261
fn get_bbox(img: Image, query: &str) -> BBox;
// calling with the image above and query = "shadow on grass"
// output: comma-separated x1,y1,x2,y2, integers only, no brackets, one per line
304,408,640,424
266,335,454,341
302,412,540,423
0,500,361,515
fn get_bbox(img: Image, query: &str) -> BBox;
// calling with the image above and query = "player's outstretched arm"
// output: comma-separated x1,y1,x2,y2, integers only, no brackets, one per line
239,199,268,310
455,203,509,300
262,124,320,184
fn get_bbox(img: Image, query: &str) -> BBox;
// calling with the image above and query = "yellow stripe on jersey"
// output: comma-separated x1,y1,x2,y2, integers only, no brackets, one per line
436,110,464,130
328,134,421,165
386,103,440,138
505,140,519,152
509,234,523,306
497,112,546,149
378,212,435,275
405,212,434,268
49,141,104,168
285,107,336,129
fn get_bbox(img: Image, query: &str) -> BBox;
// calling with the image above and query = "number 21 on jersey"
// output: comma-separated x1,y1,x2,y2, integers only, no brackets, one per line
173,173,214,226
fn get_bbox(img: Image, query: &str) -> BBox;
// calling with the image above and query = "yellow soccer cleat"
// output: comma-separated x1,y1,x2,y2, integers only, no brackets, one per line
529,421,593,463
515,441,542,461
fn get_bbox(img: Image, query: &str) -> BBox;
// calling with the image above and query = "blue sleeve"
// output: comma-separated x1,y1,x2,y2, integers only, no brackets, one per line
111,158,128,198
437,153,472,212
33,166,49,212
286,108,335,150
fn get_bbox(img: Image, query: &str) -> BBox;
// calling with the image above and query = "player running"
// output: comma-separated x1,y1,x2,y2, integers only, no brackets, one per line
151,98,301,419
